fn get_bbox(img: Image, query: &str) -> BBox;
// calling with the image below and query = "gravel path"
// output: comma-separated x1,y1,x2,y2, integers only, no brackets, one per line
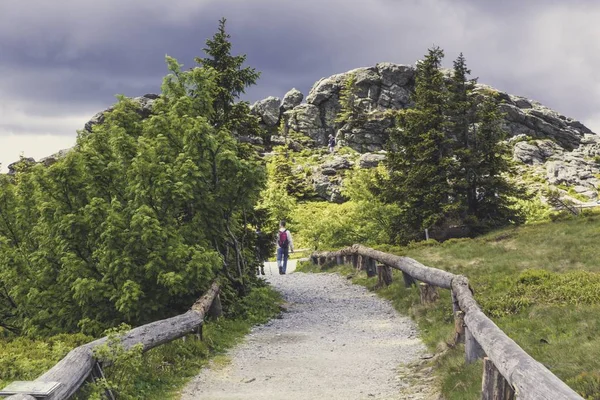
180,272,429,400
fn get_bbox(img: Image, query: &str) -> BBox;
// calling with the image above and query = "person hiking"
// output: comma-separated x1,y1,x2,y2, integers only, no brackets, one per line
276,220,294,275
328,134,336,153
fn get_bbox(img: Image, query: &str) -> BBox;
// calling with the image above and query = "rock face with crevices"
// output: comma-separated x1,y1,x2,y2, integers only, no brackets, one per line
180,272,428,400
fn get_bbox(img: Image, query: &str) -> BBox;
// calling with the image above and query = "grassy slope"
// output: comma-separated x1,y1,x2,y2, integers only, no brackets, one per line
300,214,600,399
1,286,282,399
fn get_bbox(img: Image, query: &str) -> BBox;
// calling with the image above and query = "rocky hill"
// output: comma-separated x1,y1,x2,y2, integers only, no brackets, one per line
250,62,600,203
9,62,600,204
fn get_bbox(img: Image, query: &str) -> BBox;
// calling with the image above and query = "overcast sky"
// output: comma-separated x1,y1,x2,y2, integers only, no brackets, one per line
1,0,599,171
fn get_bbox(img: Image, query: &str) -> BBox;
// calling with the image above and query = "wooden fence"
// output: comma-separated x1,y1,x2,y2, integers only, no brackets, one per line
311,244,584,400
0,282,221,400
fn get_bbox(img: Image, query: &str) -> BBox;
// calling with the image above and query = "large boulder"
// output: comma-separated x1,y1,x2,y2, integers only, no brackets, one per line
358,153,386,168
513,139,562,165
281,88,303,111
287,104,326,144
251,96,281,127
321,156,352,170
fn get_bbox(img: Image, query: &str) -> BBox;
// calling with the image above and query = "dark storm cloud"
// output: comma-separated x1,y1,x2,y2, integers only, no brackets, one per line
1,0,600,142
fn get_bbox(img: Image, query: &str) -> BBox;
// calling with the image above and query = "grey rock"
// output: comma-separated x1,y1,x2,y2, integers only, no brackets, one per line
84,93,158,132
282,88,304,111
329,188,346,203
321,168,337,176
313,174,333,199
288,104,326,144
251,96,281,127
546,161,580,186
237,136,264,146
513,140,562,165
270,135,303,152
38,148,73,167
358,153,386,168
321,156,352,170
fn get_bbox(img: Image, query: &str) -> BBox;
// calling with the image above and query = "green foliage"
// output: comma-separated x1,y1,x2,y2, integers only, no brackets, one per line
384,47,457,242
335,73,362,127
567,371,600,400
194,17,261,132
85,324,144,400
76,286,281,399
377,48,527,243
480,269,600,317
290,164,403,250
0,333,92,388
511,196,553,223
0,25,266,336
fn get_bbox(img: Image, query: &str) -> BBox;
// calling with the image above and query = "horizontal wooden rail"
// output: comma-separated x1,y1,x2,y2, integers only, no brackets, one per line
312,245,583,400
2,281,221,400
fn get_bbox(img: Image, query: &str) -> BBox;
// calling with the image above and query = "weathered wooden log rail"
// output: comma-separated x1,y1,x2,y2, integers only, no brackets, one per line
1,281,221,400
311,244,583,400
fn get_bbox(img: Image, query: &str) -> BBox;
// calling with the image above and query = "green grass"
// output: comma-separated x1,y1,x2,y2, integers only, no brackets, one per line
298,214,600,399
1,286,283,399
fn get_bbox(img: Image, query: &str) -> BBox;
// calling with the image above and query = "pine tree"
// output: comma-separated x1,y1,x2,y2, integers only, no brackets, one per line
384,47,457,241
448,53,478,216
335,73,360,126
469,96,525,228
448,54,525,230
195,17,261,131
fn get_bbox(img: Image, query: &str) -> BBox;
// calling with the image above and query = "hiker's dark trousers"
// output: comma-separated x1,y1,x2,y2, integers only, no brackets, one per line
277,247,289,274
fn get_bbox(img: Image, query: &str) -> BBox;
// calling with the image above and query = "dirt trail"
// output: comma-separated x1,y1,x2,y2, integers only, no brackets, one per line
180,272,433,400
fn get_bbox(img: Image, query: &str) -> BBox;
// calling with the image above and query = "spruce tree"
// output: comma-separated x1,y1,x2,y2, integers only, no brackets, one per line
385,47,457,241
195,18,261,131
335,73,360,126
470,96,525,228
448,53,478,216
448,54,524,230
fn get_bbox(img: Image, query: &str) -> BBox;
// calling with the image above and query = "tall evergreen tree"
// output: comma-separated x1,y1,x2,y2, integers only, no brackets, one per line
469,96,525,228
384,47,458,241
448,53,478,216
195,17,261,131
448,54,525,229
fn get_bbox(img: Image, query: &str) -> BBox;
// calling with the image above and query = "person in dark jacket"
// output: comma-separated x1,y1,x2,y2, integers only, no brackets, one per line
328,134,336,153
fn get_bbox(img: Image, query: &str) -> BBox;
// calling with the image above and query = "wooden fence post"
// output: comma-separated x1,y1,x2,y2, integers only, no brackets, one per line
402,271,416,288
352,254,358,269
465,326,485,363
208,294,223,319
358,255,366,272
454,311,465,345
366,258,377,277
419,282,439,304
377,264,393,287
482,357,515,400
